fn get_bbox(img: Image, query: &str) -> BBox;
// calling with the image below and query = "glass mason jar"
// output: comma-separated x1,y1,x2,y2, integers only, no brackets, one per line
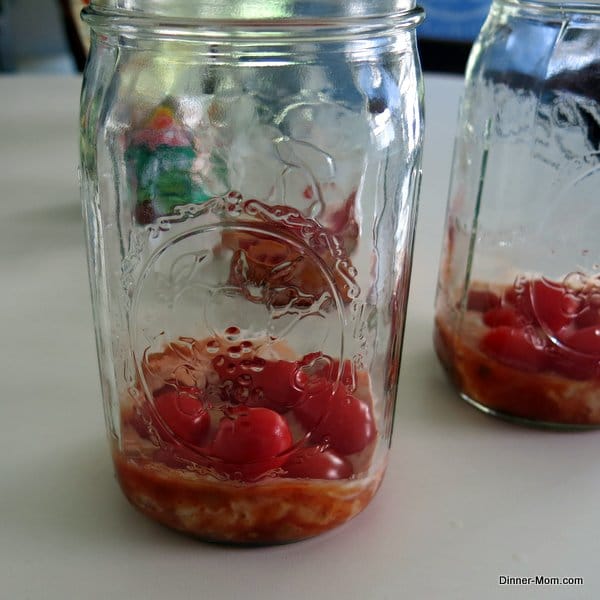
434,0,600,428
80,0,424,543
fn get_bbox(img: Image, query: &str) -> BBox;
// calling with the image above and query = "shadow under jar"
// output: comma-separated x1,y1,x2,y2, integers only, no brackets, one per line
80,0,424,543
434,0,600,429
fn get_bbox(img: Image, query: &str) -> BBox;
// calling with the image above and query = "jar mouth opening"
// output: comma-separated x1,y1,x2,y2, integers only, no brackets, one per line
82,2,424,36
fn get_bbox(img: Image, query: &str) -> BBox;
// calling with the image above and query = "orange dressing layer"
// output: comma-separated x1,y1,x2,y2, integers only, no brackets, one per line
114,449,384,544
434,314,600,425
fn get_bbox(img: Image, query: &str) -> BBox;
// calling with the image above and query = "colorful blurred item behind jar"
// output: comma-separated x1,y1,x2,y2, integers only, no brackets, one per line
434,0,600,428
79,0,424,543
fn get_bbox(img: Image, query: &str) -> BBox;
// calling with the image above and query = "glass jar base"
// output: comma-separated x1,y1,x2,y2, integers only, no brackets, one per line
113,451,385,545
434,314,600,430
458,391,600,432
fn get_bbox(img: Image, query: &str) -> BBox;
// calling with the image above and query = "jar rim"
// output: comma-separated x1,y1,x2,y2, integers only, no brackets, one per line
500,0,600,11
83,2,425,39
85,0,420,22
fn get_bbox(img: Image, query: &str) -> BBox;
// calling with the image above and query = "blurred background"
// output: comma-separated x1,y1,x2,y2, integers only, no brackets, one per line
0,0,86,73
0,0,492,75
418,0,491,73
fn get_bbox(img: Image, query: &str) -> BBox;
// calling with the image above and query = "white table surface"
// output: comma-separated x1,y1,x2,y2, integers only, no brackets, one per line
1,73,598,600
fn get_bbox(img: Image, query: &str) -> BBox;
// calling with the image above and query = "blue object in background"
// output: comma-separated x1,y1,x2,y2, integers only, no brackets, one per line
419,0,491,42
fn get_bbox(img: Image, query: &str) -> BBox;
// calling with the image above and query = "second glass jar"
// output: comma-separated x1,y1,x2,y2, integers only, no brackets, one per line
435,0,600,428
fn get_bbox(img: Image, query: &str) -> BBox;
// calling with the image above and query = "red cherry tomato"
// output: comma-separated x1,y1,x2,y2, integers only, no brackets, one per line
548,352,598,380
480,326,546,372
213,351,343,413
328,358,355,387
562,326,600,356
250,360,304,410
575,305,600,329
154,386,211,446
295,387,376,456
293,378,334,430
283,447,353,480
212,355,305,411
530,280,578,331
545,339,600,380
466,289,501,312
503,282,523,307
483,306,522,328
506,279,577,332
211,407,293,480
